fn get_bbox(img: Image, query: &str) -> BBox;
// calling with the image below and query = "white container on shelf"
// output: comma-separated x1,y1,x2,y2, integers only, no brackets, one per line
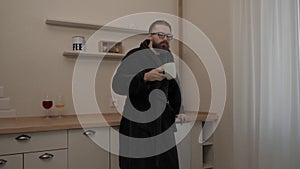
0,98,10,110
0,86,4,98
72,36,86,51
0,109,16,118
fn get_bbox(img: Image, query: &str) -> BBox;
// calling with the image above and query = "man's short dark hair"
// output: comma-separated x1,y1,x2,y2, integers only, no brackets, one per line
148,20,172,33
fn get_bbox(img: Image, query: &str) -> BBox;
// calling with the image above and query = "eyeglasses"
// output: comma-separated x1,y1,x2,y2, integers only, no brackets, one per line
151,32,173,40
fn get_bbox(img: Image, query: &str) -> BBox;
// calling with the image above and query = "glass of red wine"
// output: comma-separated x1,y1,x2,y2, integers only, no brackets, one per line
42,95,53,118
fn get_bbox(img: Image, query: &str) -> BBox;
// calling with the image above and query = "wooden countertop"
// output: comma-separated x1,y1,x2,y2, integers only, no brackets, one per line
0,112,217,135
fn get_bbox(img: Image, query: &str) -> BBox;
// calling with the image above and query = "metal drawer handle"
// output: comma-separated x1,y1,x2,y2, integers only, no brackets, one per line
0,159,7,165
15,134,31,141
83,130,96,136
39,153,54,160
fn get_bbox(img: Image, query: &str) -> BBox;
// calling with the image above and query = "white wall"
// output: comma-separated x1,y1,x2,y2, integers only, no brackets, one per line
0,0,233,168
183,0,233,169
0,0,177,117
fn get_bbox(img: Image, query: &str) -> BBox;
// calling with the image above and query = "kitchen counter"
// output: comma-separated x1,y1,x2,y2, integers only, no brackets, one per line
0,112,217,134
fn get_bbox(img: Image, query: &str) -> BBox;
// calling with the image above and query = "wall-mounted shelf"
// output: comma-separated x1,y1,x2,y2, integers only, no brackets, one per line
63,51,125,60
46,18,147,34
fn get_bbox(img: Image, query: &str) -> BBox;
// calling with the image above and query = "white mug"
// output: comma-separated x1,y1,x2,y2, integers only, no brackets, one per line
161,62,176,80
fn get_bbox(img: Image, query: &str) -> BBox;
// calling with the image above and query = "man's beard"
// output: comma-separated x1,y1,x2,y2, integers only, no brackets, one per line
152,40,170,51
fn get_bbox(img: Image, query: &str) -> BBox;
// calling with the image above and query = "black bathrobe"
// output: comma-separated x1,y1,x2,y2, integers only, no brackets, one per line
112,39,182,169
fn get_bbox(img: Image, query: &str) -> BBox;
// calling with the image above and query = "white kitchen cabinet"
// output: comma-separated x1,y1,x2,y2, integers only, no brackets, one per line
109,125,192,169
24,149,67,169
178,120,216,169
191,121,204,169
0,154,22,169
68,127,110,169
0,130,67,169
175,122,192,169
110,122,205,169
109,127,120,169
201,121,215,169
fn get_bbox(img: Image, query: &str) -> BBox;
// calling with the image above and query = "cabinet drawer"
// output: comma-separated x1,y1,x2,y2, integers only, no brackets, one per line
0,130,67,155
24,149,67,169
0,154,22,169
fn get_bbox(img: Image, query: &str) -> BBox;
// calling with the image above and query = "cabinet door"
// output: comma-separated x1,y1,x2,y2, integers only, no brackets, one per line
68,127,110,169
110,127,120,169
24,149,67,169
175,122,192,169
111,124,195,169
0,154,22,169
191,121,203,169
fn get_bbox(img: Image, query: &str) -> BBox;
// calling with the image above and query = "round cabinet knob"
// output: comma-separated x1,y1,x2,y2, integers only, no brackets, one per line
39,153,54,160
15,134,31,141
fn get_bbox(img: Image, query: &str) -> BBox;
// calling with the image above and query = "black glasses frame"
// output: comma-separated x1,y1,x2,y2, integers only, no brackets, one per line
151,32,173,40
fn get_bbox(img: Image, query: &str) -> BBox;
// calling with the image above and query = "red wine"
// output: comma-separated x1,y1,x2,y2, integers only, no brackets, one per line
42,101,53,109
